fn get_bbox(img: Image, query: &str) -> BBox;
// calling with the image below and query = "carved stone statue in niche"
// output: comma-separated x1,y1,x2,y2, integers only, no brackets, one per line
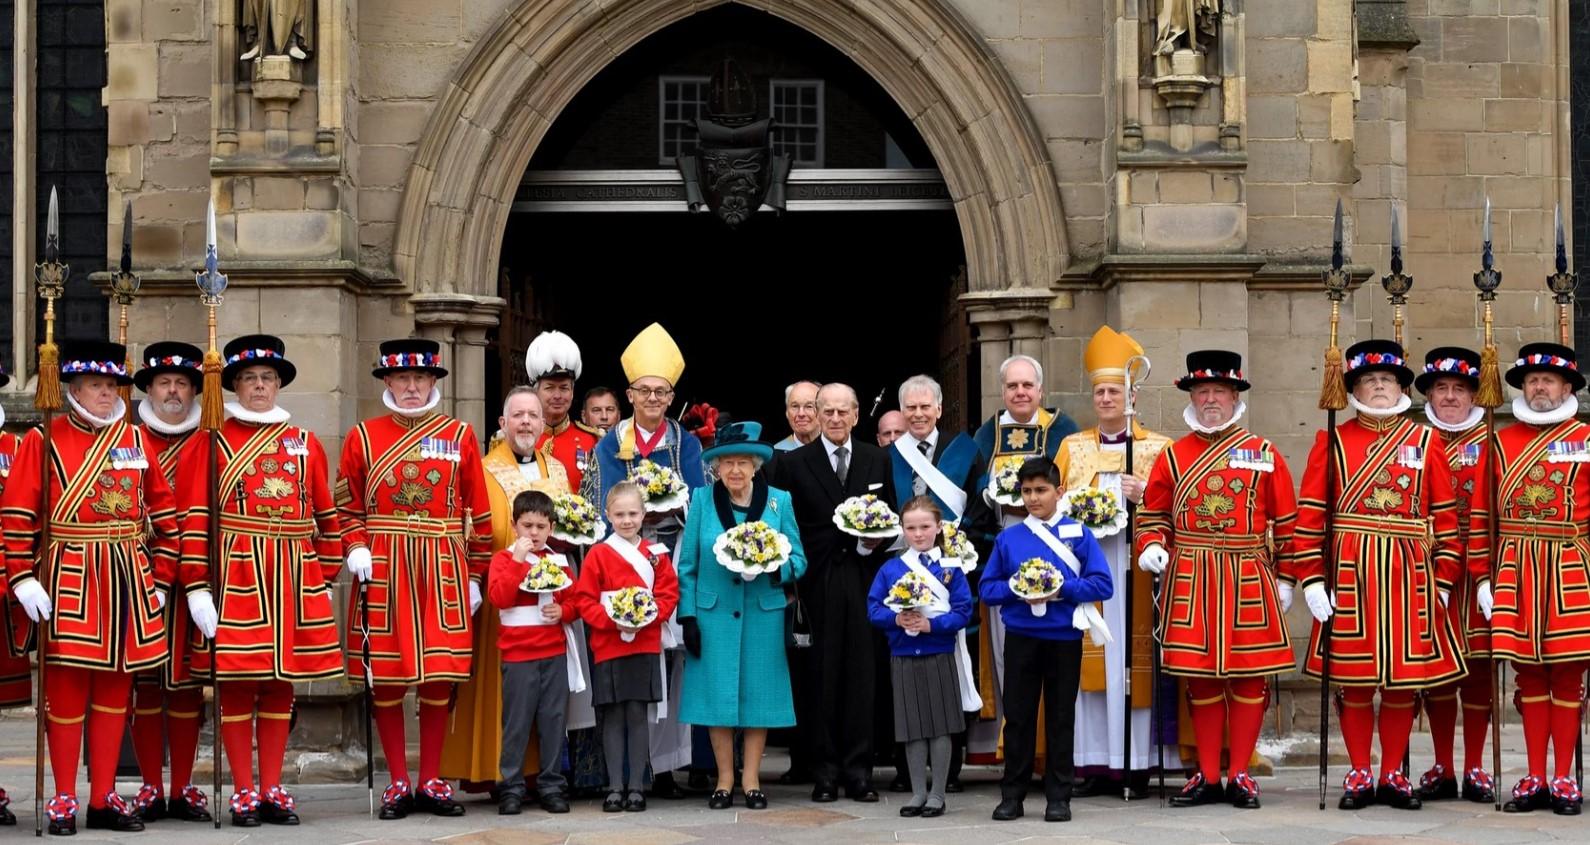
241,0,313,61
1154,0,1220,57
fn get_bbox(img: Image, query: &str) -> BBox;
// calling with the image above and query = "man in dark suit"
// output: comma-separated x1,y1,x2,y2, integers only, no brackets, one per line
770,382,896,803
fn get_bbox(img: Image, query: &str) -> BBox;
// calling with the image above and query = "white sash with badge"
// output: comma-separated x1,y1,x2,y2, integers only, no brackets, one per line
894,434,967,517
497,551,587,694
1021,516,1113,646
901,549,983,712
600,533,676,721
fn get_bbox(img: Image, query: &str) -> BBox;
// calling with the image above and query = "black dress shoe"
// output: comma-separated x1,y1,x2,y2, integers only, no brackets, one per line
650,772,686,799
811,784,838,803
1170,781,1225,808
259,801,300,825
168,792,212,822
85,806,144,832
137,796,166,822
415,791,465,817
744,789,768,810
991,798,1023,820
1044,801,1071,822
47,816,75,836
1553,795,1582,816
0,804,15,825
890,773,911,793
602,792,624,813
1376,784,1422,810
539,793,569,814
899,804,923,817
1462,775,1496,804
1226,781,1261,810
230,809,260,827
847,786,880,803
920,804,945,818
1338,788,1376,810
708,790,733,810
944,779,963,794
1417,778,1457,801
1071,775,1110,797
624,791,647,812
378,794,411,820
497,794,522,815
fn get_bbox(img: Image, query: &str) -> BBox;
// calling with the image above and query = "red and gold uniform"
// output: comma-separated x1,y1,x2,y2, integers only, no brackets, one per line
539,417,599,499
1291,340,1466,807
1136,350,1296,806
338,347,493,812
1480,341,1590,811
1,342,179,825
0,431,32,710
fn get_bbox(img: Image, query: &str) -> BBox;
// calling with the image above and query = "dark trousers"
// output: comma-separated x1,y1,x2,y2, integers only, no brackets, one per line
1000,632,1081,804
801,564,877,789
499,655,569,798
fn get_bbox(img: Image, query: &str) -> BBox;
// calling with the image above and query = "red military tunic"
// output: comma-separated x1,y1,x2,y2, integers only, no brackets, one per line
538,416,600,498
0,433,32,706
1482,417,1590,663
1293,415,1467,688
141,422,207,688
1136,425,1299,678
337,412,492,684
1,416,176,671
1438,424,1493,658
176,418,343,681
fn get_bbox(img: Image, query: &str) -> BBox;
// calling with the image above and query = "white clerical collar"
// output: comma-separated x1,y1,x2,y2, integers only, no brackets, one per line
1000,409,1038,426
1513,394,1580,426
823,435,853,457
137,399,201,436
1347,393,1412,420
1423,403,1485,434
225,401,291,424
1183,400,1247,435
383,387,441,418
66,393,126,430
518,459,543,481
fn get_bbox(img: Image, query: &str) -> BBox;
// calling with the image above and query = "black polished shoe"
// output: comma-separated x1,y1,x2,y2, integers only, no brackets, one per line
540,793,570,814
230,808,260,828
1417,778,1457,801
1170,775,1225,808
85,806,144,832
378,794,411,821
847,785,880,803
991,798,1023,821
1461,771,1496,804
624,791,647,812
497,794,522,815
1377,773,1423,811
415,792,465,818
47,816,75,836
168,790,212,822
899,804,924,818
1071,775,1112,798
1338,788,1376,810
0,804,14,826
136,796,166,823
920,803,945,818
649,772,686,800
602,792,624,813
811,783,838,803
259,801,300,825
1227,774,1262,810
708,790,733,810
1554,795,1583,816
744,789,768,810
1044,801,1071,822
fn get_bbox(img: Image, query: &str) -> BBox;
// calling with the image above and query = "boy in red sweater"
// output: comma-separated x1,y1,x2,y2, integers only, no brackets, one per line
574,481,679,813
488,491,578,816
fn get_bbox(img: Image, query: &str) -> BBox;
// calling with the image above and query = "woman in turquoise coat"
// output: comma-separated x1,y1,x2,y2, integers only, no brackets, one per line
677,421,807,811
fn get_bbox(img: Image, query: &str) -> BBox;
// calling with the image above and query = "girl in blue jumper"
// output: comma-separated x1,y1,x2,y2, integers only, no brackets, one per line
867,496,973,818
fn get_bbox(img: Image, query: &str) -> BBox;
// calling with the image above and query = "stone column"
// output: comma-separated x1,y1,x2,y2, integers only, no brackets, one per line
412,293,506,433
963,288,1060,418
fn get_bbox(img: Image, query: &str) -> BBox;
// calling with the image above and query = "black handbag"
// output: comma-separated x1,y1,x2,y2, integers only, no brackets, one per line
785,577,813,649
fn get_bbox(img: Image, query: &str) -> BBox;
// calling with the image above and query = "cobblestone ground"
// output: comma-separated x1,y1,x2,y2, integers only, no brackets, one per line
0,716,1581,844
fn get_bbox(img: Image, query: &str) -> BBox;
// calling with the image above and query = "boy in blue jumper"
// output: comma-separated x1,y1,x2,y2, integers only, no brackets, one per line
980,458,1113,823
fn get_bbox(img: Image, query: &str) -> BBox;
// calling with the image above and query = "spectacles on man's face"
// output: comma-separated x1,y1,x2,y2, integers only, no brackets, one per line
630,386,673,400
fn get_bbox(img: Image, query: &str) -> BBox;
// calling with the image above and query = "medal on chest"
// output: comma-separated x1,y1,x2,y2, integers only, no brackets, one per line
1455,444,1480,467
109,447,148,471
1227,446,1273,473
0,453,10,478
419,436,460,463
1547,440,1590,463
90,471,137,517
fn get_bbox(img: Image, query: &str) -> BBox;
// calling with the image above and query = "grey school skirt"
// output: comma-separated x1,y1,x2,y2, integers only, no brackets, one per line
891,651,966,742
591,652,663,707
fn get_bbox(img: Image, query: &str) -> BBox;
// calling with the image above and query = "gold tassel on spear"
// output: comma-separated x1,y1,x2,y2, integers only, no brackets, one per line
196,199,227,829
1474,199,1506,410
1472,196,1505,812
110,200,140,422
31,187,68,836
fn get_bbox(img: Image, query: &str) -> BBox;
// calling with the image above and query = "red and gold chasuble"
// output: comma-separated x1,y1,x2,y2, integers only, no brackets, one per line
0,432,32,706
1,415,176,672
1437,424,1492,658
1482,418,1590,664
538,417,599,498
176,418,343,681
337,412,493,684
1137,427,1298,678
1293,416,1466,688
140,422,207,688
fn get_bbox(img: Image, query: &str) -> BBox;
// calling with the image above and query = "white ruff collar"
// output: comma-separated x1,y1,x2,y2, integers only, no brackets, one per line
1513,394,1580,426
1423,403,1484,434
225,401,291,424
1183,400,1247,435
1348,393,1412,420
66,393,126,429
137,398,201,436
383,387,441,418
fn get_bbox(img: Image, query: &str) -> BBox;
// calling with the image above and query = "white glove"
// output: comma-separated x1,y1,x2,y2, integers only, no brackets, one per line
1303,583,1334,623
13,579,51,623
187,590,219,640
346,547,373,583
154,589,167,611
469,581,483,615
1477,581,1494,620
1137,544,1169,575
1438,589,1450,608
1277,582,1294,613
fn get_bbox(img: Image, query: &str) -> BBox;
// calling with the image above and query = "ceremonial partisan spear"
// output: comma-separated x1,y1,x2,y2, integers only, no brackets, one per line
109,201,139,422
1121,353,1155,802
1317,199,1350,810
1381,207,1413,781
1544,205,1582,787
31,188,67,837
1472,197,1505,812
196,201,227,829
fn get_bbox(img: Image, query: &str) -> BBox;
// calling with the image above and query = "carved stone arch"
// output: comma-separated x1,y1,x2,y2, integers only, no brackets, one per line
391,0,1071,302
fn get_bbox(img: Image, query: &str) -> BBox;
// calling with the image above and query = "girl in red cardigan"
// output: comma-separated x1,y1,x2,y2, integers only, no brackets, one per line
575,482,679,813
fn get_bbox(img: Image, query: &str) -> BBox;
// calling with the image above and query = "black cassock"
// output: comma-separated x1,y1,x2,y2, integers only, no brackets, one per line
770,437,896,792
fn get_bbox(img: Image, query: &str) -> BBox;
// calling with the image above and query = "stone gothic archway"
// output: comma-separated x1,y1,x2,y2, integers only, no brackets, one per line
393,0,1071,420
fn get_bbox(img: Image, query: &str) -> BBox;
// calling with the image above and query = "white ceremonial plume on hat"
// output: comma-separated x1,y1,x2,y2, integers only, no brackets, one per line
525,330,583,382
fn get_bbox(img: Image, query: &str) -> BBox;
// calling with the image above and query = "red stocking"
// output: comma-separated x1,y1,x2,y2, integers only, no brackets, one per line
166,686,204,794
254,682,294,789
219,682,258,792
44,665,91,800
372,685,410,785
1225,678,1267,781
85,671,134,808
416,681,454,785
1514,662,1550,780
